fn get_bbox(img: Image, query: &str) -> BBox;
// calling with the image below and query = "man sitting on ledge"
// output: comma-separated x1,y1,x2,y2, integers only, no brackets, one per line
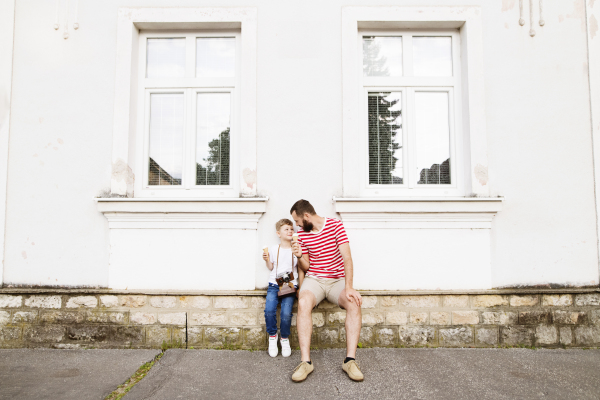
290,199,364,382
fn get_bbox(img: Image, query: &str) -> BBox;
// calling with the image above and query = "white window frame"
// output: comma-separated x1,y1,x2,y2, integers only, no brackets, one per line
136,31,240,198
110,8,257,198
360,30,462,196
342,7,489,199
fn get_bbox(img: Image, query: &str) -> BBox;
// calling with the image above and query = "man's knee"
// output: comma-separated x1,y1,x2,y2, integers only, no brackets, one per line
298,292,315,312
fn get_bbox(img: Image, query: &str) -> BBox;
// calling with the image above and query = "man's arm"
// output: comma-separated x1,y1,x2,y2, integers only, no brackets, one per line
339,242,362,307
292,242,310,272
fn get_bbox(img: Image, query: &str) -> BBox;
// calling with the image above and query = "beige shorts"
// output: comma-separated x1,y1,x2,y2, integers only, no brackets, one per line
300,276,346,307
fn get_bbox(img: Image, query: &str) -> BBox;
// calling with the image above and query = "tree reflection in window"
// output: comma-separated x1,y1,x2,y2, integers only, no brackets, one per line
196,127,230,186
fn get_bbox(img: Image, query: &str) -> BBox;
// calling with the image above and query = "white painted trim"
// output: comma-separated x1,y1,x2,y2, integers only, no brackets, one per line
101,213,264,229
111,7,257,197
342,6,488,198
586,0,600,282
334,197,503,214
96,198,268,213
0,0,16,286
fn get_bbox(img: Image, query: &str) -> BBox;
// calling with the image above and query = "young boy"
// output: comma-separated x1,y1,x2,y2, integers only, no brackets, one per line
262,219,304,357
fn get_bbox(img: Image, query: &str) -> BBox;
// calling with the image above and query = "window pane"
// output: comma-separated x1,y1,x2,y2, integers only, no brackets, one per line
196,38,235,77
363,37,402,77
146,38,186,78
148,94,184,186
368,92,403,185
413,37,452,77
196,93,231,186
415,92,451,185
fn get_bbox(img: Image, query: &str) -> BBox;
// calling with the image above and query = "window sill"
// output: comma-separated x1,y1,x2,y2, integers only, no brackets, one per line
96,197,268,229
333,196,503,229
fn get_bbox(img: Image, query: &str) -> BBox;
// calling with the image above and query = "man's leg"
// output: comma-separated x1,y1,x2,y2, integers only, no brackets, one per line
297,290,316,361
338,289,361,358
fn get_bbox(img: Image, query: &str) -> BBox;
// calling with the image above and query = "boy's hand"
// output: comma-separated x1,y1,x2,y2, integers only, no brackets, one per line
291,242,302,258
262,252,269,262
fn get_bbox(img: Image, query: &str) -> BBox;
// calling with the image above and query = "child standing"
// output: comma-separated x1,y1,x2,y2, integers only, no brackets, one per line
262,219,304,357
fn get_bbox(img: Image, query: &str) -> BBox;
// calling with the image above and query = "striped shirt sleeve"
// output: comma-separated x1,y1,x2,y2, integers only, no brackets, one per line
334,220,349,245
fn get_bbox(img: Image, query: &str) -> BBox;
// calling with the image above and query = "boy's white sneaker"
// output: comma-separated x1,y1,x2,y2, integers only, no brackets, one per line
268,334,278,357
281,337,292,357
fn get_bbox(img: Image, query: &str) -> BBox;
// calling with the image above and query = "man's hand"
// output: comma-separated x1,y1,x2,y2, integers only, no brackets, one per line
292,242,303,258
345,287,362,307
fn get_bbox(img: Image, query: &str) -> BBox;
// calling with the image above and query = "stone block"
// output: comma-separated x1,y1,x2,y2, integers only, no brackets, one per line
398,326,435,346
12,311,37,323
541,295,572,307
328,311,346,325
99,295,119,308
0,311,10,325
312,313,325,327
535,326,557,345
188,327,203,346
248,297,266,309
500,326,533,346
172,327,186,344
559,327,572,345
66,296,98,308
179,296,211,309
258,312,266,326
362,312,384,325
229,313,258,326
519,311,551,325
147,326,170,346
244,328,266,347
476,328,498,346
158,312,187,325
439,327,473,346
0,326,21,341
430,312,451,325
380,296,399,307
481,312,517,325
574,326,600,346
130,312,156,325
386,311,408,325
359,327,374,346
40,311,85,324
86,311,126,324
575,294,600,306
290,328,318,348
67,325,110,342
24,325,65,343
553,311,587,325
443,295,469,308
110,326,144,344
410,312,428,325
471,295,508,308
190,312,227,326
25,296,61,309
591,310,600,326
319,328,339,347
291,313,297,327
510,295,539,307
150,296,177,308
452,311,479,325
361,296,377,309
375,327,396,346
400,296,440,308
0,295,22,308
317,300,337,309
120,295,146,308
213,296,248,309
204,327,241,347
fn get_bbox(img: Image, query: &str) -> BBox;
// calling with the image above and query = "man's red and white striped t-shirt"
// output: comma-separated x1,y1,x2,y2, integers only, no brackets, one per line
298,218,349,279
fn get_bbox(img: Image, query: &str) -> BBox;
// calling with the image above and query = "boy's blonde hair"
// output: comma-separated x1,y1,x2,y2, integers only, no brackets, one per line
275,218,294,231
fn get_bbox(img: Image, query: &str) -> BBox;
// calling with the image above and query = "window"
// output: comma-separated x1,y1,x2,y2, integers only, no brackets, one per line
135,31,240,197
359,30,462,196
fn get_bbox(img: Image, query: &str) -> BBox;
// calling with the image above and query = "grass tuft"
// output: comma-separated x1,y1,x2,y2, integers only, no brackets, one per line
104,352,163,400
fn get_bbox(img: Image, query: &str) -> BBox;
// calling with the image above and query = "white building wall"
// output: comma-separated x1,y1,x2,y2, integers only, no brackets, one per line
2,0,598,289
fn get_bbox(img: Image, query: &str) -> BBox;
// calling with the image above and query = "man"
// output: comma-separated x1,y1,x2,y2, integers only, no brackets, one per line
290,199,364,382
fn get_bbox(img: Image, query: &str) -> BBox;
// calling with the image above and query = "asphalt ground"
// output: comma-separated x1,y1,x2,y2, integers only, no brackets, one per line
0,349,160,400
1,348,599,399
126,348,600,400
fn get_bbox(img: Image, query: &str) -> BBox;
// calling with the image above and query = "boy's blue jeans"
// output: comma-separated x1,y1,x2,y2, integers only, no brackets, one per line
265,283,296,338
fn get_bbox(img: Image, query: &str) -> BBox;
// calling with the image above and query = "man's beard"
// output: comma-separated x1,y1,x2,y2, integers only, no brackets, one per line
302,218,314,232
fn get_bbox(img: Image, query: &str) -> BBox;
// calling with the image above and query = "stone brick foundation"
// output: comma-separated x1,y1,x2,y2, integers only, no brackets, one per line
1,289,599,349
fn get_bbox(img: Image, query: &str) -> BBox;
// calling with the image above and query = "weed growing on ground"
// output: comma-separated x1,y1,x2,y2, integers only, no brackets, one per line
161,339,185,351
104,352,164,400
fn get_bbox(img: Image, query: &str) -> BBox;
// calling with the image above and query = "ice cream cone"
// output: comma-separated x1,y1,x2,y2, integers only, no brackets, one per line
292,234,299,244
262,245,269,257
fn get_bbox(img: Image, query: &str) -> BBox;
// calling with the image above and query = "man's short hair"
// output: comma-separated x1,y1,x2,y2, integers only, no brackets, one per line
276,218,293,231
290,199,316,217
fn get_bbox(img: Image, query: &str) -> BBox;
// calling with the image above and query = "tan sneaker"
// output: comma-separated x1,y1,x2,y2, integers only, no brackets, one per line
291,361,314,382
342,359,364,382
